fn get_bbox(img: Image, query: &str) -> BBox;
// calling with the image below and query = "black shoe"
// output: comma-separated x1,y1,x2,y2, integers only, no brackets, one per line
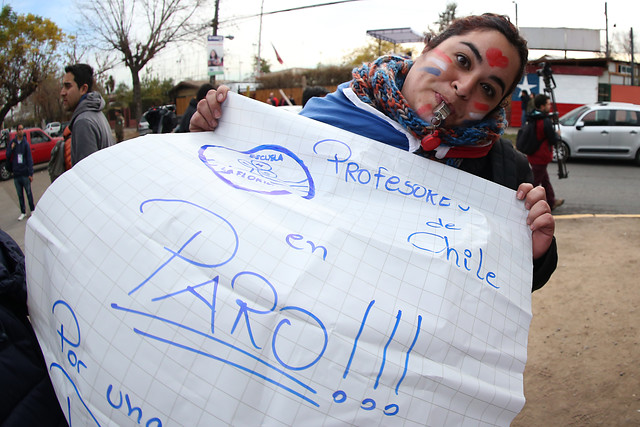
552,199,564,210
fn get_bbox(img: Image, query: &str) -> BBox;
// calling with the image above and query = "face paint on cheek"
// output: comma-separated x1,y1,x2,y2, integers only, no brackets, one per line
420,66,441,76
432,48,453,63
468,112,485,121
427,57,448,71
473,102,490,112
486,48,509,68
416,103,433,117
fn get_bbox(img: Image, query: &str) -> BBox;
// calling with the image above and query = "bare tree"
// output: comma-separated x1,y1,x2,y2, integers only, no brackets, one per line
78,0,208,120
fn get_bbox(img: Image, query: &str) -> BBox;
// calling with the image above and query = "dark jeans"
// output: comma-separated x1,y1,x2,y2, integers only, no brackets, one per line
530,163,556,207
14,175,35,214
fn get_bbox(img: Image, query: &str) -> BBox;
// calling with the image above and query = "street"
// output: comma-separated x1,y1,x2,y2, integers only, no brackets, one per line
550,158,640,215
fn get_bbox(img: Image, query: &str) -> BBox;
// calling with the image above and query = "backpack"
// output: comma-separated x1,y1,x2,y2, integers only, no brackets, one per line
516,119,541,155
48,138,66,182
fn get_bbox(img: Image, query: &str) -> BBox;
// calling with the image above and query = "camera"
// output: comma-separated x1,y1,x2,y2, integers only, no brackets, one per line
0,129,9,146
536,62,553,78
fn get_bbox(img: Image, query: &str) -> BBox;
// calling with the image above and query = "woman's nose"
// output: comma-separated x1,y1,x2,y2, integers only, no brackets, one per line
452,76,474,99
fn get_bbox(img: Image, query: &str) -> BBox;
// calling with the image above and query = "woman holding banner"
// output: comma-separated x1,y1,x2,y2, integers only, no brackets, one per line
190,13,557,291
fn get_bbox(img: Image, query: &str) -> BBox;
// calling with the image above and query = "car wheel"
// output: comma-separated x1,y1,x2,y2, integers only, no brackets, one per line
0,161,11,180
635,148,640,166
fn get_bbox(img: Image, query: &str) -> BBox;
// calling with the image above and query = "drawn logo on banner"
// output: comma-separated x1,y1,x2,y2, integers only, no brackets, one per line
199,144,315,199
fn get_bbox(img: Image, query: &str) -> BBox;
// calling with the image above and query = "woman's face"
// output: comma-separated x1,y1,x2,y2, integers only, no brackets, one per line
402,29,520,127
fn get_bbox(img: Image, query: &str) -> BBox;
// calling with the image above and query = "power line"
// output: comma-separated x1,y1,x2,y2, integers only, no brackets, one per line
221,0,364,24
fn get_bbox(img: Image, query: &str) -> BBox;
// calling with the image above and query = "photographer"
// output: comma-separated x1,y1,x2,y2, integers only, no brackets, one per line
526,94,564,210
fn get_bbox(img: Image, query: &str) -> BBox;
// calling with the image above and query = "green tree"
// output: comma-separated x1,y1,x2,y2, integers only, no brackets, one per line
0,6,64,124
29,74,65,124
140,76,175,111
254,56,272,74
342,40,403,67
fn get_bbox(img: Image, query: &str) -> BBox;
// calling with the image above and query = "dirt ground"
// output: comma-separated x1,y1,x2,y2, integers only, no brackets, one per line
512,216,640,426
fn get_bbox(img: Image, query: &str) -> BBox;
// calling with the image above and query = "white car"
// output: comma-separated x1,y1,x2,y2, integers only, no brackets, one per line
558,102,640,164
44,122,61,136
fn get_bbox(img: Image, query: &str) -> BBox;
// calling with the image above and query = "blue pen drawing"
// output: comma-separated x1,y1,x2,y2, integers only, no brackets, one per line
50,362,101,426
106,385,163,427
130,199,239,296
199,144,315,199
102,194,431,417
336,300,422,416
42,141,505,422
408,218,499,289
50,300,99,426
285,233,328,260
313,138,471,211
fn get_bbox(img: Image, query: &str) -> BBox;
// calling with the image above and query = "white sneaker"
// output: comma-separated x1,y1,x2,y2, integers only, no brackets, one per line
18,213,26,221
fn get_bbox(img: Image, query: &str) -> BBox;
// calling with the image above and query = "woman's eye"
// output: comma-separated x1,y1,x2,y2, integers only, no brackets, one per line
455,54,470,69
481,83,496,98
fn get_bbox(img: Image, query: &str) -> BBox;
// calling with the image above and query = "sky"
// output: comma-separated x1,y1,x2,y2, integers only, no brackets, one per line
6,0,640,87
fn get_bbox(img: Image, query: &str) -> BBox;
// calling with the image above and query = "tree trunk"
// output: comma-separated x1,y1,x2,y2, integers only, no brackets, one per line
131,67,142,121
0,103,14,126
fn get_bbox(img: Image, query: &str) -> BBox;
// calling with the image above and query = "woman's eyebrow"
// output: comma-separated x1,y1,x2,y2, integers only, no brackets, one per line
461,42,482,63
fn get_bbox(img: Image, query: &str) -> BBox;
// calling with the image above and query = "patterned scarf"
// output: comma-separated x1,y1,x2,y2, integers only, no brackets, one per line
350,55,507,167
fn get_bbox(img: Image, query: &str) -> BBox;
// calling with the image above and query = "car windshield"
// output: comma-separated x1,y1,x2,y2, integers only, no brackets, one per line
560,106,590,126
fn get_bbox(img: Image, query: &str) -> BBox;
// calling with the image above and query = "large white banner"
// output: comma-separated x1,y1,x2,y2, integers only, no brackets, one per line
25,93,533,426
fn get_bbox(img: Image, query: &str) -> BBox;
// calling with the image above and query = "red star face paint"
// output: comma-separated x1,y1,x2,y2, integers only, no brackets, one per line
486,48,509,68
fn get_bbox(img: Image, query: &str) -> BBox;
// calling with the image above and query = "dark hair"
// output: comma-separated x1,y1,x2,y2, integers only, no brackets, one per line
64,63,94,92
302,86,329,107
425,13,528,101
534,93,549,108
196,83,214,101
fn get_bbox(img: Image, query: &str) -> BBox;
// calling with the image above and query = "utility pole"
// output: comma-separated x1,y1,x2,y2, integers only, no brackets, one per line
256,0,264,77
210,0,220,85
631,27,635,85
605,2,609,58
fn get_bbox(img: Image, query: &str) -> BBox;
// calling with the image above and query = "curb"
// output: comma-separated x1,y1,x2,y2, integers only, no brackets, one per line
554,214,640,219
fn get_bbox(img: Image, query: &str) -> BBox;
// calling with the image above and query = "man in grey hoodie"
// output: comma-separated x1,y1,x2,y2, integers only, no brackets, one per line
60,64,114,166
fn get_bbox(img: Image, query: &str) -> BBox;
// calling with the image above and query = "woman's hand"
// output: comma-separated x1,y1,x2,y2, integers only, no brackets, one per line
189,85,230,132
516,183,555,260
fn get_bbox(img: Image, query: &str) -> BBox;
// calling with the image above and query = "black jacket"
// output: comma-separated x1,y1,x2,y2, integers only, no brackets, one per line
459,139,558,291
5,136,34,177
176,98,198,133
0,229,68,426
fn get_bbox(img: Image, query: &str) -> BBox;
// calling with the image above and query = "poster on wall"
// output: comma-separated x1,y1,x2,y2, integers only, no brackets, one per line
207,35,224,76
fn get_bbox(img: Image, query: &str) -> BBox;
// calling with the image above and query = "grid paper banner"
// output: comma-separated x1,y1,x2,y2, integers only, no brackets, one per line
25,93,533,426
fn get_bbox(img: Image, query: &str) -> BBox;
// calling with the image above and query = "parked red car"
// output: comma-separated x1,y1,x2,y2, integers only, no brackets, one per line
0,127,63,180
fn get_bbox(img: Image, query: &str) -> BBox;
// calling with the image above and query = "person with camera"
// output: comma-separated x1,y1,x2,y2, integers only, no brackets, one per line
526,94,564,210
5,124,35,221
